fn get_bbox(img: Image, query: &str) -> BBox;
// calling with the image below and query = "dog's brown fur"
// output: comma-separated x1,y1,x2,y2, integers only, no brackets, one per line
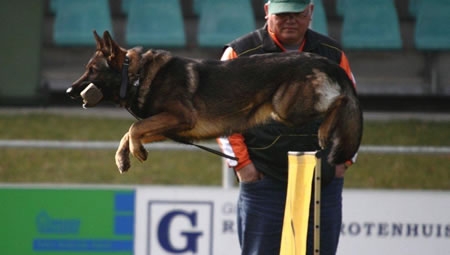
67,31,363,173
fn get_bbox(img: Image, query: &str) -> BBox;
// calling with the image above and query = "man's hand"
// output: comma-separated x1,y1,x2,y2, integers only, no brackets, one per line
236,163,264,183
335,163,347,178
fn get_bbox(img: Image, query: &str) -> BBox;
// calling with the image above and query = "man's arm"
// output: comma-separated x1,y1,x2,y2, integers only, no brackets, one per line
217,47,262,182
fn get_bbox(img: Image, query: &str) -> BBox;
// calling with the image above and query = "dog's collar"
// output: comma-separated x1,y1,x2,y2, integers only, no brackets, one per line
121,54,141,118
120,55,141,103
119,56,130,100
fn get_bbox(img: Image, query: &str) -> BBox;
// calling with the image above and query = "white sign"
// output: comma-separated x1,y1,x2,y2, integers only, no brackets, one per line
134,187,450,255
338,190,450,255
134,186,239,255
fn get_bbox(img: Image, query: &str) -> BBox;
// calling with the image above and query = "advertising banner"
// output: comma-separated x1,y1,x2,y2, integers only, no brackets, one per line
1,186,448,255
134,186,239,255
339,190,450,255
134,187,449,255
0,187,135,255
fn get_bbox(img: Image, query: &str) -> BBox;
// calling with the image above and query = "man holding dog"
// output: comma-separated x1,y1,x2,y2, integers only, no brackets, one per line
217,0,356,254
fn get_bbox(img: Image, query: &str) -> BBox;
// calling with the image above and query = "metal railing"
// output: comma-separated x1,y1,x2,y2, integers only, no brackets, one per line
1,140,449,188
2,140,449,153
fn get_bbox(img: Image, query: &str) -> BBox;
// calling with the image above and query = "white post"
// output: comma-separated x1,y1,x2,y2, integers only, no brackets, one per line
221,158,235,189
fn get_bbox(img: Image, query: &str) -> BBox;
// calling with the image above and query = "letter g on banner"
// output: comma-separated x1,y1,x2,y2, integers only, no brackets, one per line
158,210,203,253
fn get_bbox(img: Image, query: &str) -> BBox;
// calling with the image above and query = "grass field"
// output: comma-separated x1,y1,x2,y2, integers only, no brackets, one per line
0,112,449,189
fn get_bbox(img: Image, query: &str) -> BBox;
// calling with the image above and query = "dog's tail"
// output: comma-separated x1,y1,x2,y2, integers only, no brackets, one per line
318,93,363,165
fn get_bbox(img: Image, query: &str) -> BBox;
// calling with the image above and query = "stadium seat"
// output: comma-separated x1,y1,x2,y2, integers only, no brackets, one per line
408,0,450,17
335,0,346,16
193,0,203,15
125,0,186,47
197,0,256,47
341,0,402,50
49,0,57,13
53,0,113,46
121,0,130,15
414,0,450,50
311,0,328,35
408,0,419,16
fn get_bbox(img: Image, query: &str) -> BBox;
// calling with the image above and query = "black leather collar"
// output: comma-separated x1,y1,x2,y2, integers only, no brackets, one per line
119,56,130,99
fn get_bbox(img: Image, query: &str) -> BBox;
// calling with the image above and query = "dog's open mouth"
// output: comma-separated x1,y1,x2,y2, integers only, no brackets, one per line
80,83,103,108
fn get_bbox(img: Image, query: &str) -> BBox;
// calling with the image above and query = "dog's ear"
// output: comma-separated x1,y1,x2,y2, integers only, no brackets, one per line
103,31,113,46
102,31,113,56
93,30,104,51
103,31,122,58
102,31,126,70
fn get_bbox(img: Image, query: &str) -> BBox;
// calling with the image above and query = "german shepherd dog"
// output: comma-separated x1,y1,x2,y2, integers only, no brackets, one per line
67,31,363,173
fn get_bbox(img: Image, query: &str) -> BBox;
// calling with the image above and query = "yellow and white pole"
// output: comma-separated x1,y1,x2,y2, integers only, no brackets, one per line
280,151,321,255
313,152,321,255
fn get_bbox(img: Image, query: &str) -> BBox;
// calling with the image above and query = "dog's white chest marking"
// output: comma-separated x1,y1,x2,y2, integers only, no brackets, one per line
311,69,341,112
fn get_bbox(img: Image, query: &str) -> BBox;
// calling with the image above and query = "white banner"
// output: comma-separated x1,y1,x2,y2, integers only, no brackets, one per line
339,190,450,255
134,186,239,255
134,187,450,255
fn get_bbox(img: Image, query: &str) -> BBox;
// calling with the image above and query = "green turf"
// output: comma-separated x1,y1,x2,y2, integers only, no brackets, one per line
0,113,448,189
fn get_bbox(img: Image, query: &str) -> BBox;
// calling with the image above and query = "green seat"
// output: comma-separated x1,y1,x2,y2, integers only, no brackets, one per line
193,0,203,15
341,0,402,50
121,0,130,15
49,0,57,13
414,1,450,50
125,0,186,47
197,0,255,47
53,0,113,46
408,0,419,16
311,0,328,35
335,0,346,16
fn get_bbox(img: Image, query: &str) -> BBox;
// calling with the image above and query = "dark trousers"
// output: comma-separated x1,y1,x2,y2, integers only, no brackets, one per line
237,176,343,255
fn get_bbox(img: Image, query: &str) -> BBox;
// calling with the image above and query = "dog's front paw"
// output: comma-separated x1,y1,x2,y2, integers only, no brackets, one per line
130,142,148,162
115,145,131,173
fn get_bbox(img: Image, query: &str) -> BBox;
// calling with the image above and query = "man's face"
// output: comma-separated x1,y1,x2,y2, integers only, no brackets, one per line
265,4,313,46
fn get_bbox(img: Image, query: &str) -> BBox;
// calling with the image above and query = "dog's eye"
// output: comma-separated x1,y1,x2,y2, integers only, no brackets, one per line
89,67,98,73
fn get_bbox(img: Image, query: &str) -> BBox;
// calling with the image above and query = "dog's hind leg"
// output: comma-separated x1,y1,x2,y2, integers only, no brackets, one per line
318,95,362,165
